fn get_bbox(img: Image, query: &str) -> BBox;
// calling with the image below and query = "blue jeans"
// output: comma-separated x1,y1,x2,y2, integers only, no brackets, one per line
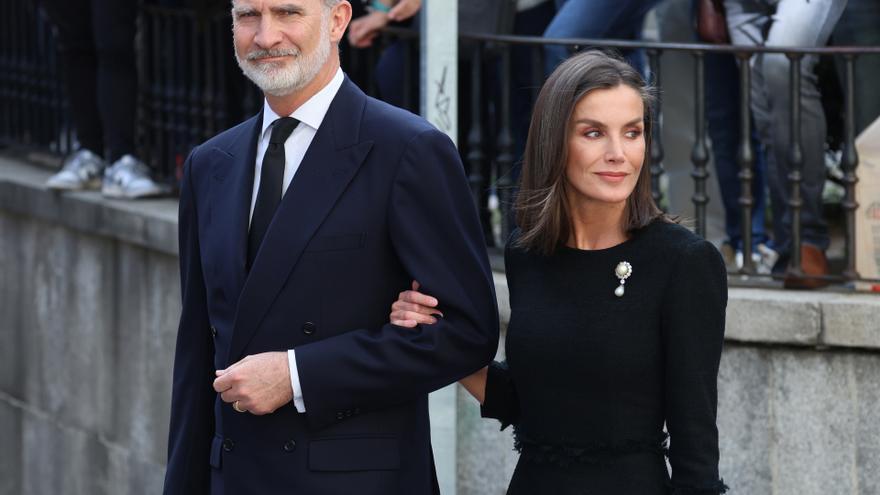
723,0,848,254
543,0,662,76
705,52,769,251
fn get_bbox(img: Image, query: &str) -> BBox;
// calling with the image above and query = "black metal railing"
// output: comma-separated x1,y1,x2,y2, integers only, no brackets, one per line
1,5,878,287
0,2,72,154
138,4,262,181
371,30,880,286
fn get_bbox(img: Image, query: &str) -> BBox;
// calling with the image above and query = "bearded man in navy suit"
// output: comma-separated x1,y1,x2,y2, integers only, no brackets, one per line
162,1,499,493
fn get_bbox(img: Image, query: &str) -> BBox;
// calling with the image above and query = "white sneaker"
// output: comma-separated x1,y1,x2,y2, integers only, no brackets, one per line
102,155,168,199
755,243,779,275
732,243,779,275
46,149,106,191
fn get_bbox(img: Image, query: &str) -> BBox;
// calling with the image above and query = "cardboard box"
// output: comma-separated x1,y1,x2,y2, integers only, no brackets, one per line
855,116,880,290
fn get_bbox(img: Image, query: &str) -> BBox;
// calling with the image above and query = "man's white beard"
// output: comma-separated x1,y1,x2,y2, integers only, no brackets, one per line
234,18,331,97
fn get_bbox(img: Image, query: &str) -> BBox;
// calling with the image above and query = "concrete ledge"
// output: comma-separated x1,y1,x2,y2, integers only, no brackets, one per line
722,288,880,349
488,277,880,350
725,288,824,345
822,294,880,348
0,156,178,256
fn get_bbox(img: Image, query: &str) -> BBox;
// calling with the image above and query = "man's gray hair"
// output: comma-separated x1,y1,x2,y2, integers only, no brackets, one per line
230,0,343,8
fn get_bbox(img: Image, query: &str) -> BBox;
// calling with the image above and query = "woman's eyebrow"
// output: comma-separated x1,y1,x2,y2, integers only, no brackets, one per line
573,117,644,127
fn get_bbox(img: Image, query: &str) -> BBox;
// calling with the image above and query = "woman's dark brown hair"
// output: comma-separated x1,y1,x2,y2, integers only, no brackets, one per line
515,50,669,254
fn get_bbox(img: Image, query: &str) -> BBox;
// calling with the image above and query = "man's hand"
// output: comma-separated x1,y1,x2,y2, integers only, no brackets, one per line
213,352,292,415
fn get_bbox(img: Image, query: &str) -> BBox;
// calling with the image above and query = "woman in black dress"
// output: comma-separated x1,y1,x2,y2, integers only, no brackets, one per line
391,51,728,494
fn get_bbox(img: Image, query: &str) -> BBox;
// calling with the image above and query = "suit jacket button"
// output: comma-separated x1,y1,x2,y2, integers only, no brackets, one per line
302,322,316,335
354,408,361,415
222,438,234,452
210,326,218,338
336,412,345,420
283,440,297,452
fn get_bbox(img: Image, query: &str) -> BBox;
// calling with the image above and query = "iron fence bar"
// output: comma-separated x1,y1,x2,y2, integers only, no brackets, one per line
172,14,187,172
647,48,664,208
213,15,227,137
402,38,413,112
190,15,203,160
451,31,880,56
466,43,485,216
15,2,27,145
203,16,216,142
841,54,860,281
786,54,805,278
35,18,49,149
0,1,8,141
151,11,167,175
736,53,755,275
690,52,710,238
495,44,515,243
366,42,378,97
22,4,37,147
530,44,543,104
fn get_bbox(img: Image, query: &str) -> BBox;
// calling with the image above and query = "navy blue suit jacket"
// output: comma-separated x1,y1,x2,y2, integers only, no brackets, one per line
163,78,499,495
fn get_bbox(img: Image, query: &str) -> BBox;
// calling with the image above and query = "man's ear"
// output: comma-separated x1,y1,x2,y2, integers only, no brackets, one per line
329,1,353,44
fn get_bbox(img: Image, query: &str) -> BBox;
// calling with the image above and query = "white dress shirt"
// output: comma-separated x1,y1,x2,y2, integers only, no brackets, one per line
248,67,345,413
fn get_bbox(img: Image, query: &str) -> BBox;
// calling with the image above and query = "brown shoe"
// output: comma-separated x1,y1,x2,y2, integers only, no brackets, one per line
783,244,830,289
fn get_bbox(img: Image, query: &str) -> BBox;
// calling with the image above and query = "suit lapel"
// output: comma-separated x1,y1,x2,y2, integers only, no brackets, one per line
227,79,373,365
207,111,263,306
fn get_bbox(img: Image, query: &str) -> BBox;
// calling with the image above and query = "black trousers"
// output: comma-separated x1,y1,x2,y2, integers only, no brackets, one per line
40,0,137,163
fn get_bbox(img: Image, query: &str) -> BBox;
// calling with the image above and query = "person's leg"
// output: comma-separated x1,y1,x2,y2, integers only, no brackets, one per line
606,0,663,75
511,1,555,163
542,0,637,75
725,0,786,252
91,0,138,163
758,0,847,252
375,39,415,111
704,52,769,251
40,0,104,156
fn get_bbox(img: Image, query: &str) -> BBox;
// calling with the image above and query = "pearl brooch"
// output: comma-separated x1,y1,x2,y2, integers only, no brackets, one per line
614,261,632,297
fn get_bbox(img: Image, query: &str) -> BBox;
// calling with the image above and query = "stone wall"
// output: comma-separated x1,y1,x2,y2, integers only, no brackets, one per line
2,156,880,495
0,158,179,495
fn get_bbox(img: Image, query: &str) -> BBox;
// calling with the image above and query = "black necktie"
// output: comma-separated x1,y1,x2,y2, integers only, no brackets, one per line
247,117,299,269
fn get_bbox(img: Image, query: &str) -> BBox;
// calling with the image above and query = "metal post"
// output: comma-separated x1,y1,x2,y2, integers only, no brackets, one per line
402,38,413,112
786,54,804,277
213,15,227,135
531,44,543,104
466,44,485,216
841,54,860,280
736,52,755,275
190,14,203,164
691,51,709,238
647,49,665,208
496,45,515,243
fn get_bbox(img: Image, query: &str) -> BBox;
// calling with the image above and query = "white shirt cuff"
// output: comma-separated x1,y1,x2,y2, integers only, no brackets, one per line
288,349,306,413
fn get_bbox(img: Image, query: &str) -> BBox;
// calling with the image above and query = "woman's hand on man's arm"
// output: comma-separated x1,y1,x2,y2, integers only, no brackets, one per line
390,280,443,327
